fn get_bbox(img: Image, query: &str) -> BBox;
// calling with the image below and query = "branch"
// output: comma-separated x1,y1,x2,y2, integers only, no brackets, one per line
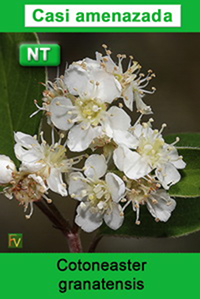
88,235,103,252
34,199,83,252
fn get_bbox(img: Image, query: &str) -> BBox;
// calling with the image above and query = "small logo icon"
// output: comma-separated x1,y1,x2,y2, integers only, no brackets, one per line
8,233,23,248
19,44,60,66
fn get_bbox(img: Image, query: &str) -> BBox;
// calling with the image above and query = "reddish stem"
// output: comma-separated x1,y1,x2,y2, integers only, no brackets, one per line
66,232,83,253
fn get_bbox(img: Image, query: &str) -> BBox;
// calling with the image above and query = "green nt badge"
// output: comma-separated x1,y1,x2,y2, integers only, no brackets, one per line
8,234,23,248
19,44,60,66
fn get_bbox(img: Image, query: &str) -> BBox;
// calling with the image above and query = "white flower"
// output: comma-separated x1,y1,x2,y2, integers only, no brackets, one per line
14,131,82,196
96,45,156,113
145,190,176,222
64,57,121,102
3,170,51,219
68,154,125,232
48,90,135,152
43,78,68,101
0,155,16,184
113,120,186,189
30,77,68,119
46,57,124,152
124,176,176,224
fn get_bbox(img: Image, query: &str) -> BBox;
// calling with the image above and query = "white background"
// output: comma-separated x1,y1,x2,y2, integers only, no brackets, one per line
25,5,181,28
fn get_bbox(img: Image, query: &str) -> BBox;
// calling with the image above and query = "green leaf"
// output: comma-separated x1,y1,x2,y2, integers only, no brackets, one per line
164,133,200,148
169,148,200,198
164,133,200,198
0,33,46,164
100,197,200,238
169,169,200,198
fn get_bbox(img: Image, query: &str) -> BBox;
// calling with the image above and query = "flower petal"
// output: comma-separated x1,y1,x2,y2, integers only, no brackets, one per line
47,168,67,196
14,132,39,148
19,161,44,173
113,146,127,171
0,155,16,184
147,190,176,222
156,163,181,190
90,69,121,103
64,62,91,96
132,85,152,114
49,96,74,131
132,124,143,138
14,132,42,163
96,52,119,73
68,172,88,201
14,144,42,164
84,154,107,179
122,84,134,111
75,202,103,232
168,148,186,169
104,106,131,137
113,130,138,149
171,158,186,169
113,146,151,179
104,203,124,230
124,155,151,180
67,124,101,152
14,144,29,161
105,173,125,202
84,57,101,70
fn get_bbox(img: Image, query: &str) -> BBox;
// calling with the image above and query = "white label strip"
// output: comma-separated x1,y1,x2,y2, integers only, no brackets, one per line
25,5,181,28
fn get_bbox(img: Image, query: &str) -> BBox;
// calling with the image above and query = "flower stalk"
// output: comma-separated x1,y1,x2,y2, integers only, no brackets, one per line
35,199,82,252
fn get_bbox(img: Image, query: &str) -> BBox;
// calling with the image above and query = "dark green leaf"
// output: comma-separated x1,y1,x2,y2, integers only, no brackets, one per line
0,33,46,164
164,133,200,148
100,197,200,238
169,148,200,198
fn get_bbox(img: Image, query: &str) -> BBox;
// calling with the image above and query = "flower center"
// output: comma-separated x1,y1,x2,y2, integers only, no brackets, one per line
75,98,106,126
87,180,112,213
42,144,66,167
126,177,159,204
124,176,160,225
37,144,68,177
8,174,46,203
114,73,123,82
137,136,165,167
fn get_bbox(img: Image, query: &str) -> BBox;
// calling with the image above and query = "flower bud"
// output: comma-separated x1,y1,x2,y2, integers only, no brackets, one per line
0,155,16,184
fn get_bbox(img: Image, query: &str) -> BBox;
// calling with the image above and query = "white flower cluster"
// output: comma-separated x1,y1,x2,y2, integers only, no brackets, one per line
0,45,186,232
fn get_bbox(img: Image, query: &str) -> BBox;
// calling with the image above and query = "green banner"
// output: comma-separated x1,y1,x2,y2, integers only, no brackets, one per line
1,253,199,298
0,0,200,32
